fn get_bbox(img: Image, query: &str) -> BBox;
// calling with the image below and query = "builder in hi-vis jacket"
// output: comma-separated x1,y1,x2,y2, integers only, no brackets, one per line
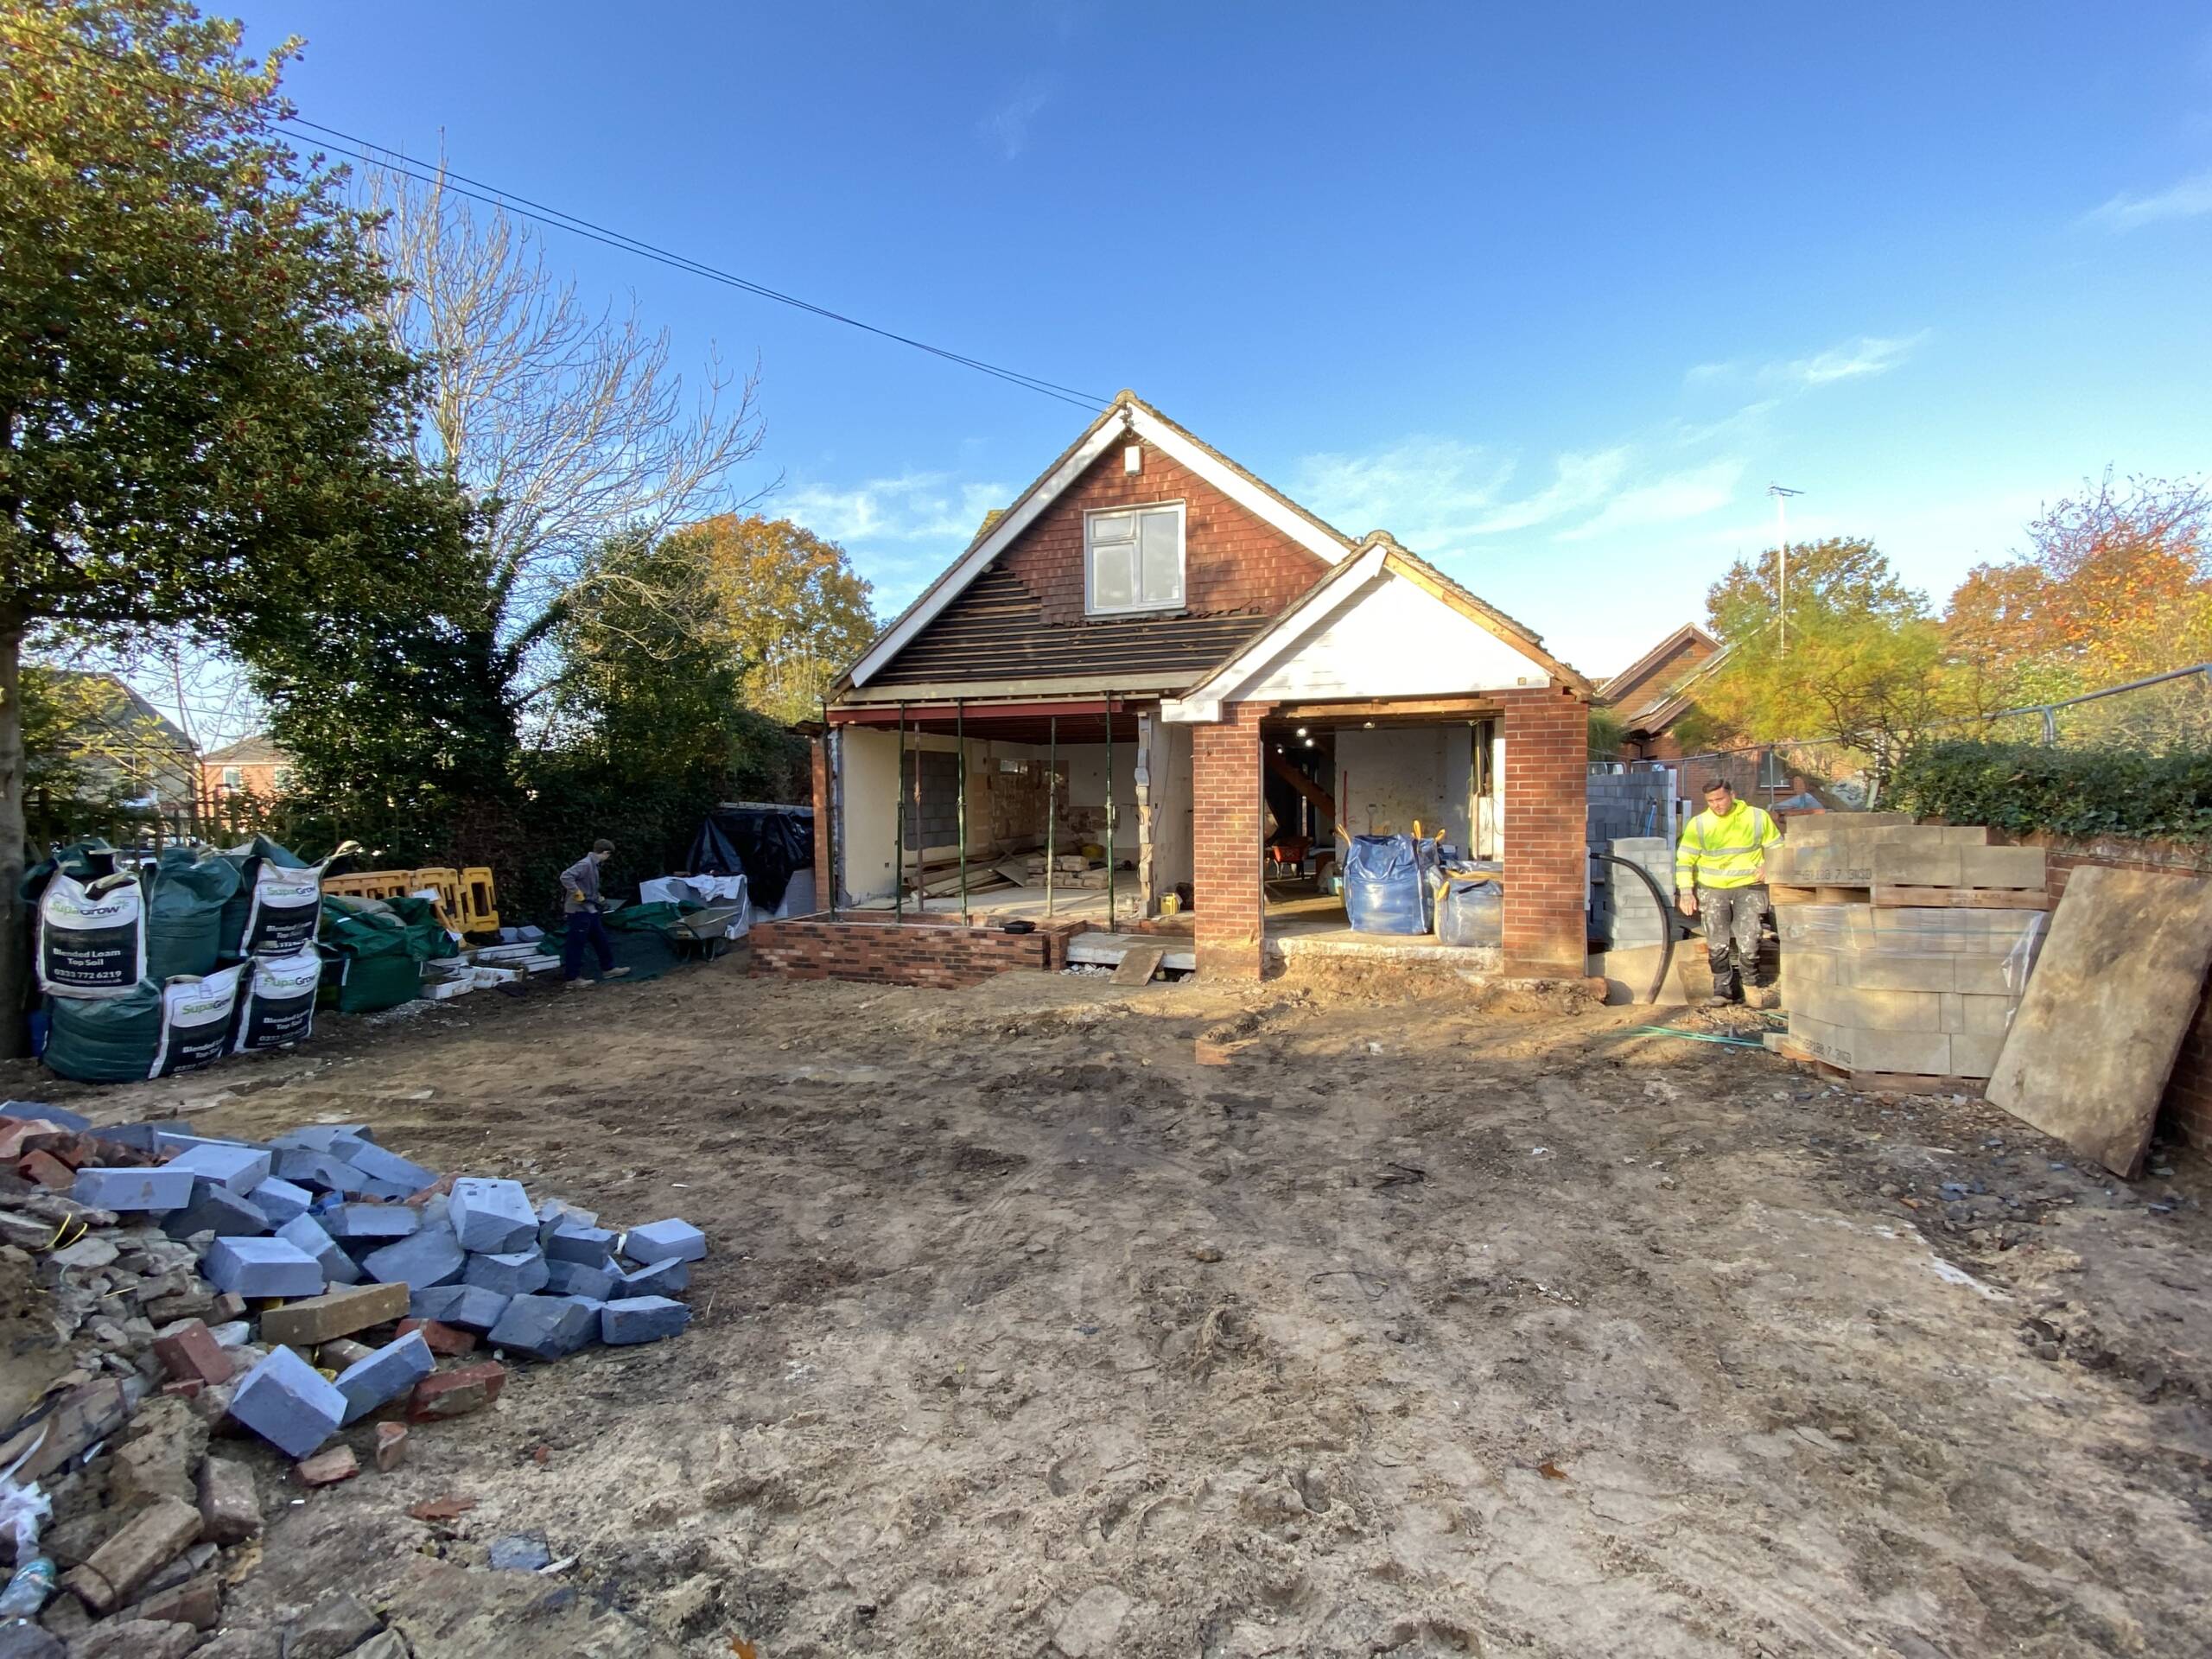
1675,777,1783,1007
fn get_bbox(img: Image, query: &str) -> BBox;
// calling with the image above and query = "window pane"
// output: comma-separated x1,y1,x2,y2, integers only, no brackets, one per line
1091,541,1137,609
1140,511,1182,604
1089,513,1135,544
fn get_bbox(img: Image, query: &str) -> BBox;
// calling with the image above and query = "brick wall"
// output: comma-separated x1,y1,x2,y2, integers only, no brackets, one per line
748,912,1085,989
810,735,832,903
1000,441,1330,626
1192,702,1269,979
2030,832,2212,1148
1501,687,1590,975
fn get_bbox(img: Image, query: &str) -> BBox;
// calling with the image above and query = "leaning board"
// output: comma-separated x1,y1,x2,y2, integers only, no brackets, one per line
1986,864,2212,1177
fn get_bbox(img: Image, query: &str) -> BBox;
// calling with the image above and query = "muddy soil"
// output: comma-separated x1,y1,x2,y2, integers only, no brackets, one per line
10,955,2211,1658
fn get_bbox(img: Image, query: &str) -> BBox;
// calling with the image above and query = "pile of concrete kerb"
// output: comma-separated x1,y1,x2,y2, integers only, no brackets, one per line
0,1102,706,1657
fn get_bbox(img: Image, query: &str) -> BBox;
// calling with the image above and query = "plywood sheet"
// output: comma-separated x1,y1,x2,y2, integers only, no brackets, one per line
1111,942,1168,986
1986,864,2212,1177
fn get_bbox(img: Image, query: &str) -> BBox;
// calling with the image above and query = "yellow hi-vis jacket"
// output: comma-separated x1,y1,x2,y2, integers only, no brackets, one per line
1675,800,1782,891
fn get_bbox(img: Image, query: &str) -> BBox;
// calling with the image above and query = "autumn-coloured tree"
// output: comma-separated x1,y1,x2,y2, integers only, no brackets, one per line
1943,474,2212,743
673,515,877,724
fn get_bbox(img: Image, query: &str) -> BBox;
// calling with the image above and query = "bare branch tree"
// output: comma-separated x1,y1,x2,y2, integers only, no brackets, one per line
361,159,772,688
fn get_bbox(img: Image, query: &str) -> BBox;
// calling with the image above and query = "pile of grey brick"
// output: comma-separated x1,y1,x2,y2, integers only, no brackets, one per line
0,1100,709,1651
1590,836,1677,949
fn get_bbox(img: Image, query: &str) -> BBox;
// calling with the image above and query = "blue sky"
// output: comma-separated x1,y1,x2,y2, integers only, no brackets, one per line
232,1,2212,678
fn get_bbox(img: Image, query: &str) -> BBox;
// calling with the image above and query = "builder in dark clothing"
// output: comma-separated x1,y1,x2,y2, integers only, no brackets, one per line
560,839,631,988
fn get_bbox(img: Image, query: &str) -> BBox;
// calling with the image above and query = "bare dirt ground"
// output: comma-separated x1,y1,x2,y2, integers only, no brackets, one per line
12,953,2212,1658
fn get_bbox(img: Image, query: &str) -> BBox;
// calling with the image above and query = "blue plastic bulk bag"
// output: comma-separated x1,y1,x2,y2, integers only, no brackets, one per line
1342,835,1436,935
1437,878,1503,948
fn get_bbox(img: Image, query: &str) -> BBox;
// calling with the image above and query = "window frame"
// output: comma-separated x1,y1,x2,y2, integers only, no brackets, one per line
1083,500,1188,617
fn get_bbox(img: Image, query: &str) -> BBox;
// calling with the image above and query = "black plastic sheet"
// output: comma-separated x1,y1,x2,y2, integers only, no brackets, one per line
687,807,814,910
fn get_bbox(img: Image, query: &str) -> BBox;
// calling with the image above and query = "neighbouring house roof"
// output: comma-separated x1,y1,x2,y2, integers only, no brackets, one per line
43,670,196,757
202,733,289,766
1601,623,1723,733
1168,531,1596,712
836,391,1356,692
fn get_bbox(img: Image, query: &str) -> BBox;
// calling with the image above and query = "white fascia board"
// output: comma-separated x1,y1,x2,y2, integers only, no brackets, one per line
847,414,1128,687
1160,697,1222,724
1124,407,1351,567
1174,544,1388,709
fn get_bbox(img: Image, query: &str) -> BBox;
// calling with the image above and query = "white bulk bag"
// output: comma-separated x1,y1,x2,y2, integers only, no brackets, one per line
150,963,245,1077
232,949,322,1053
237,860,323,958
36,868,147,999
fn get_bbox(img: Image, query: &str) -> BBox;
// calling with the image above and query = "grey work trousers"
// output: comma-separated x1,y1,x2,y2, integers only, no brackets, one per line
1697,884,1767,999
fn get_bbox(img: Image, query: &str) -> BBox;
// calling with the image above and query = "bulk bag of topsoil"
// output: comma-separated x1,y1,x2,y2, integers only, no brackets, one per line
30,842,146,999
43,982,162,1083
317,894,435,1014
145,844,242,982
233,949,323,1053
217,836,324,961
1342,834,1439,935
150,964,245,1077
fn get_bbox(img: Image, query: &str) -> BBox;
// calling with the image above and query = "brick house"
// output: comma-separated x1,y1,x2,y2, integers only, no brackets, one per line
807,392,1596,979
199,734,293,803
1600,623,1722,763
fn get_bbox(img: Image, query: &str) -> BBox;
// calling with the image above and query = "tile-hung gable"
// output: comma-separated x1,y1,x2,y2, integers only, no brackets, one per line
842,393,1352,696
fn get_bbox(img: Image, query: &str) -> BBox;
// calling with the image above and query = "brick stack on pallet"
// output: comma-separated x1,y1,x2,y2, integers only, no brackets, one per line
1768,817,2050,1087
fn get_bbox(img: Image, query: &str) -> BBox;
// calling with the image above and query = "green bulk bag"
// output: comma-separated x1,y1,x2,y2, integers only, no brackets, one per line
44,983,163,1084
145,844,242,982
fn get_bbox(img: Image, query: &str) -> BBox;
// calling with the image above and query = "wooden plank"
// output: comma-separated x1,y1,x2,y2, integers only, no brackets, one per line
1111,941,1169,987
1872,886,2051,911
1986,864,2212,1177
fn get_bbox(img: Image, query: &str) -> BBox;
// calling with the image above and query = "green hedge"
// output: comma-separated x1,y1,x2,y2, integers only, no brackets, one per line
1893,739,2212,845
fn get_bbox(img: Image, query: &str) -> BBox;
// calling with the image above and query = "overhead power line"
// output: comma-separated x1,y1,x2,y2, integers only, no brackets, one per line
5,26,1111,412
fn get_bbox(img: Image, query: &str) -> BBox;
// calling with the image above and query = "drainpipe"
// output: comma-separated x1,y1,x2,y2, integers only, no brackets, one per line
894,701,906,923
957,697,969,924
1105,693,1116,929
1046,715,1057,919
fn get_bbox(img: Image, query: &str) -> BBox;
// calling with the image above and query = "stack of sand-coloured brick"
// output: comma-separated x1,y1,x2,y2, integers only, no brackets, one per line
1770,816,2049,1082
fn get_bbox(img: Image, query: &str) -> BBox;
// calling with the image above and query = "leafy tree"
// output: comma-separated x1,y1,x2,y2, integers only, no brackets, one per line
678,514,876,723
1944,473,2212,747
1697,537,1967,802
0,1,447,1052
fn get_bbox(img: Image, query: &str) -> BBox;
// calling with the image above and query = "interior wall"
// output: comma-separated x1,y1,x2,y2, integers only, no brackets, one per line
1333,725,1479,852
1145,720,1194,902
1063,741,1138,855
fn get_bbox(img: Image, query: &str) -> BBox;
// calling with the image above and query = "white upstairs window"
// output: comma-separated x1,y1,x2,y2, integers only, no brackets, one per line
1084,502,1185,615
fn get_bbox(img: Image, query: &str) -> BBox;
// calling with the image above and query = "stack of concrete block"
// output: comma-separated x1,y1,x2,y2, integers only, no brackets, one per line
1773,819,2049,1079
1589,836,1675,948
1586,771,1675,846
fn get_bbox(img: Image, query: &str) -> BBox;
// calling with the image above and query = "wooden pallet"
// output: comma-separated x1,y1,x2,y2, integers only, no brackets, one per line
1764,1033,1989,1096
1871,885,2050,911
1770,881,2049,911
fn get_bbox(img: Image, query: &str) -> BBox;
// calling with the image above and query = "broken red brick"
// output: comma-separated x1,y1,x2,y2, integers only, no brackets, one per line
406,1361,506,1422
296,1446,359,1487
407,1494,476,1522
0,1119,64,1161
530,1444,550,1466
153,1320,233,1389
22,1130,100,1168
404,1173,456,1207
17,1150,74,1191
396,1318,477,1357
161,1379,206,1401
374,1422,408,1472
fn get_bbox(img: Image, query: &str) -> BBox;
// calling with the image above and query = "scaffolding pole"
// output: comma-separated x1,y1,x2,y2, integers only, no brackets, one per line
1046,715,1057,919
894,701,906,923
957,698,969,923
1104,693,1115,929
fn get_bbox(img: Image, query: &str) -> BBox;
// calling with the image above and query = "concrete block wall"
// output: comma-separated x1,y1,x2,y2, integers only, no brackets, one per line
1590,836,1674,947
1586,770,1675,845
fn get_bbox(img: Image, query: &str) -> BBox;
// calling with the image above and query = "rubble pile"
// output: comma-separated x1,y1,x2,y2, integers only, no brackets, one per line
0,1101,706,1655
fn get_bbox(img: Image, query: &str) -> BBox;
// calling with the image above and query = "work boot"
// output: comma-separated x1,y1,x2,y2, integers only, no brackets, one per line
1743,982,1780,1011
604,966,632,980
1707,963,1739,1007
566,979,595,989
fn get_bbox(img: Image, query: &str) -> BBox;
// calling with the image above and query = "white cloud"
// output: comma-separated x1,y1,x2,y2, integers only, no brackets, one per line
1555,457,1747,542
980,79,1054,160
781,472,1009,546
1291,437,1630,548
1784,334,1924,386
2085,168,2212,232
